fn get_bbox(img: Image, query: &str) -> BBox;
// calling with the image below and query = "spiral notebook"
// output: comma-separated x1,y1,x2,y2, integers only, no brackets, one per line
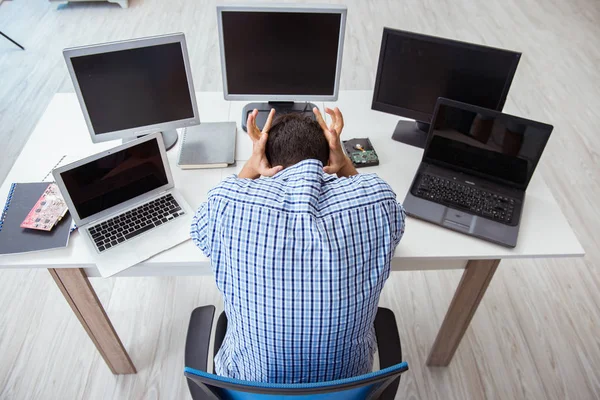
177,122,236,169
0,182,73,255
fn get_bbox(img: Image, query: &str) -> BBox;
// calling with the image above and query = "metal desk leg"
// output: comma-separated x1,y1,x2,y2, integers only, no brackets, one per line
0,31,25,50
427,259,500,366
48,268,136,374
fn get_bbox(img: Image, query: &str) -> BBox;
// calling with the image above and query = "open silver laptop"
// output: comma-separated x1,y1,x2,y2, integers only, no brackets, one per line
53,133,193,277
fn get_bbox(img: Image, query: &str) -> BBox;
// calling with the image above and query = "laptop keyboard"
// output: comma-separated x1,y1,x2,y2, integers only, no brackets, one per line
88,193,185,252
414,174,517,224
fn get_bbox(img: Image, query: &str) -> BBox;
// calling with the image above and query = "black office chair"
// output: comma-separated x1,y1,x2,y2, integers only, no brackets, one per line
184,306,408,400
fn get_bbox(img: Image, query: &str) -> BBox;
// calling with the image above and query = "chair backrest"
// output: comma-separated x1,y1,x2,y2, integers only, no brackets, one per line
184,361,408,400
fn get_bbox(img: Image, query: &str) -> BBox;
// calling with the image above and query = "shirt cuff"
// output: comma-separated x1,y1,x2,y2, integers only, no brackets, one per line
190,202,211,258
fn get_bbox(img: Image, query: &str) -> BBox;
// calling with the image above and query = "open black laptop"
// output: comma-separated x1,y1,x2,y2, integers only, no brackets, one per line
403,98,553,247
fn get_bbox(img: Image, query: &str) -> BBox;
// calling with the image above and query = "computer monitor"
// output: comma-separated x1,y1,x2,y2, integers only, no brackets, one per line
63,33,199,150
372,28,521,148
217,4,347,131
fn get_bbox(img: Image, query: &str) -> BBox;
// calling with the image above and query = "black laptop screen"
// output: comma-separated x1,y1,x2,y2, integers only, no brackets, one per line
423,102,552,189
60,139,168,219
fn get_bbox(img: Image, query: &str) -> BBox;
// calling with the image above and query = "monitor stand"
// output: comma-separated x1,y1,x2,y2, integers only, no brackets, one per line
125,129,178,151
391,120,430,149
159,129,179,150
241,101,317,132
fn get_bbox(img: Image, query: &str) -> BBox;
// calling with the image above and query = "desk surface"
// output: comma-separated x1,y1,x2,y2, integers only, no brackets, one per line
0,91,584,276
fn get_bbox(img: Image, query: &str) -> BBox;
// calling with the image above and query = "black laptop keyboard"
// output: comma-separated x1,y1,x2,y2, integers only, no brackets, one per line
88,193,185,252
414,174,516,224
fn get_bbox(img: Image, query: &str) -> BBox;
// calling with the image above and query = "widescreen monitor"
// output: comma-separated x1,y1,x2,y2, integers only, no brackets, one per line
372,28,521,148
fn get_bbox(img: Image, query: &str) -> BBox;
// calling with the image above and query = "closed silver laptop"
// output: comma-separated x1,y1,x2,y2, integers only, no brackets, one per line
53,133,193,276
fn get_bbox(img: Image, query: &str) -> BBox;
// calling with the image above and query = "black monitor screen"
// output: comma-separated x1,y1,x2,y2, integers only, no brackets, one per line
221,11,341,96
60,139,168,219
71,42,194,135
424,103,552,189
373,29,520,122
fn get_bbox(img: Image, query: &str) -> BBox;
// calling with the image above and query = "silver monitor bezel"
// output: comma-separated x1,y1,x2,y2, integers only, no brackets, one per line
216,4,347,101
63,33,200,144
53,133,174,227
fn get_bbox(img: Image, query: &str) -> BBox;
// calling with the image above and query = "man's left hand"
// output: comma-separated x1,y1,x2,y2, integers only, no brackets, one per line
313,107,357,177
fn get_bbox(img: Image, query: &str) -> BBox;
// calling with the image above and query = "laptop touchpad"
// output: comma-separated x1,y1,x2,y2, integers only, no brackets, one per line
443,210,474,232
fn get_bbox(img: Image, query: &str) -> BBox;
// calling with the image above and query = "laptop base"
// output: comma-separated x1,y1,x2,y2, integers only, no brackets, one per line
403,164,524,248
84,189,193,277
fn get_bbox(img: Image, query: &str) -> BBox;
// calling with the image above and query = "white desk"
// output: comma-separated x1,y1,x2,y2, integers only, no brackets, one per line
0,91,584,374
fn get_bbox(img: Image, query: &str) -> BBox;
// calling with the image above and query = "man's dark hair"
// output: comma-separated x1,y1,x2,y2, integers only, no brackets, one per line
265,113,329,168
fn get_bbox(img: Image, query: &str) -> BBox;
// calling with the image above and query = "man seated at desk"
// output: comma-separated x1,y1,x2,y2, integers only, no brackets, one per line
190,107,406,383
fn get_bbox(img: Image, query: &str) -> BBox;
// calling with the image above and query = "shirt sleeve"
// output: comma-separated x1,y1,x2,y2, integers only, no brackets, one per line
190,202,211,258
389,201,407,248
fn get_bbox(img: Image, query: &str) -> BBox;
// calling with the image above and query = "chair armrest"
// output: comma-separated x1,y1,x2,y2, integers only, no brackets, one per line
185,305,216,372
375,307,402,367
374,307,402,400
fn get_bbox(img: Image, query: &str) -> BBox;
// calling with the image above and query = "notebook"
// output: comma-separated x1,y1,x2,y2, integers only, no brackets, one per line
0,182,72,255
177,122,236,169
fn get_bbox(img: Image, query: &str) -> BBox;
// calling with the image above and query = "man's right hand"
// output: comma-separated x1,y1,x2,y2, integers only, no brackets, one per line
238,108,283,179
313,107,358,178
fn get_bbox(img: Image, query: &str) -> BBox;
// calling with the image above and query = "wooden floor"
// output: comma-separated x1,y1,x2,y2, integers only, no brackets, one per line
1,0,599,399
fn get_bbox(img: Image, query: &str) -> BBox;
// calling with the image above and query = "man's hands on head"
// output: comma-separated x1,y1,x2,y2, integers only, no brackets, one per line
239,107,357,179
238,109,283,180
313,107,358,178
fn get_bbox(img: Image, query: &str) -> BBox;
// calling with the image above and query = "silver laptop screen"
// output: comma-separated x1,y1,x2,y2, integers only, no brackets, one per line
59,139,168,219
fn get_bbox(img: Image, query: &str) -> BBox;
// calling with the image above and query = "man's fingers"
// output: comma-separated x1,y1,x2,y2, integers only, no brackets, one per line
334,107,344,132
248,109,262,140
246,111,254,132
262,165,283,177
254,130,272,156
324,107,343,134
313,107,329,132
251,109,259,128
324,128,338,145
325,107,336,119
324,107,337,131
254,131,268,152
262,108,276,133
323,165,336,174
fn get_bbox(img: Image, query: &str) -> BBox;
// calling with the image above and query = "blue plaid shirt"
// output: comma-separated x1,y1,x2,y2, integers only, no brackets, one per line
191,159,405,383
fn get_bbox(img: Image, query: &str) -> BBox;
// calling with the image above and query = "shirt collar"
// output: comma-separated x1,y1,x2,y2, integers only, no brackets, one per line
271,159,334,181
